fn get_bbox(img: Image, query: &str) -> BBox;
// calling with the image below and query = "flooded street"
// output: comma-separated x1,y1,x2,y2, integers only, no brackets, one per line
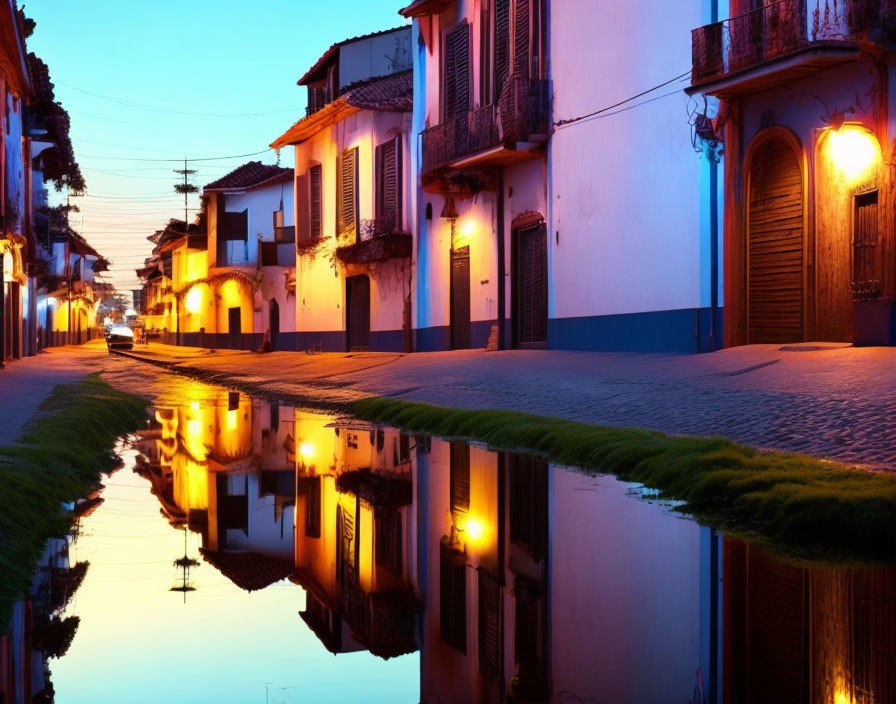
29,372,896,703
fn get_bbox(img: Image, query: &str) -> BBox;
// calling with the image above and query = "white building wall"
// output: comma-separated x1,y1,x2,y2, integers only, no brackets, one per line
548,0,720,352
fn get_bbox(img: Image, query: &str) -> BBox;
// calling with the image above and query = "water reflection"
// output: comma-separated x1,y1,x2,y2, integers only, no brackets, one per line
22,386,896,703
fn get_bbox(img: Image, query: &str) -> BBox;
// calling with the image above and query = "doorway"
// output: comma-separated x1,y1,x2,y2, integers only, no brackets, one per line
450,246,471,349
513,224,548,348
228,306,241,350
747,136,804,343
346,275,370,351
269,298,280,350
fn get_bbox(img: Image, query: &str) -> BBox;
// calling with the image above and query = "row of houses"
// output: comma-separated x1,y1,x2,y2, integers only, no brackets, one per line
0,1,111,370
138,0,896,353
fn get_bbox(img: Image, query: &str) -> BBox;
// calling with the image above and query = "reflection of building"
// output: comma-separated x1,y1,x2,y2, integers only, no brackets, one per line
690,2,896,345
722,537,896,704
292,417,419,658
135,392,296,591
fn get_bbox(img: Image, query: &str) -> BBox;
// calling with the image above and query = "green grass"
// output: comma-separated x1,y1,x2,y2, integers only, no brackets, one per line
0,373,147,630
348,397,896,564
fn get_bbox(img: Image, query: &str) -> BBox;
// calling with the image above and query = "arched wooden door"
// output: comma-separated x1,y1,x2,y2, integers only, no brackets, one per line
748,136,804,343
269,298,280,350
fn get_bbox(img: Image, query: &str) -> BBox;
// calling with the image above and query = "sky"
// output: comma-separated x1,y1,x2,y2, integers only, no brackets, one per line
26,0,409,295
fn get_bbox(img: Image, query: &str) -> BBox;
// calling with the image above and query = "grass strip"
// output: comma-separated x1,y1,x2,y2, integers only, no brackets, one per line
0,373,147,631
349,397,896,563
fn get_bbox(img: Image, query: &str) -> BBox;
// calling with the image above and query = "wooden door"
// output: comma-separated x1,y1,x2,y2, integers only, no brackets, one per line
514,225,548,347
269,298,280,350
450,246,471,349
228,306,241,349
346,275,370,351
748,138,803,343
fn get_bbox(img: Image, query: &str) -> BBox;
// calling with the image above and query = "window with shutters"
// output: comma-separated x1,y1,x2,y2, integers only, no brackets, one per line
478,568,500,681
494,0,511,99
374,137,402,236
440,541,467,653
443,22,471,122
450,442,471,518
480,0,493,106
308,164,322,240
853,190,881,301
337,148,358,240
305,477,321,538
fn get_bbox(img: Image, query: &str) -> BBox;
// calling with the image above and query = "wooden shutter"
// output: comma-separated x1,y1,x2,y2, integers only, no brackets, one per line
853,191,880,301
440,542,467,653
295,173,309,243
478,568,501,681
444,23,471,121
338,148,358,239
450,442,470,516
748,138,803,343
513,0,530,77
494,0,511,97
309,165,322,239
375,137,402,231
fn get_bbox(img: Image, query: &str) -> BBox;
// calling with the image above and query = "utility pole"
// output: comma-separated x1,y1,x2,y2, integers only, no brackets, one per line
173,158,198,348
65,194,72,346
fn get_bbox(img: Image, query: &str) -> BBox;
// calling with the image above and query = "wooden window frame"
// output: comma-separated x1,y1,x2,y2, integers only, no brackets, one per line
374,136,403,234
337,147,359,241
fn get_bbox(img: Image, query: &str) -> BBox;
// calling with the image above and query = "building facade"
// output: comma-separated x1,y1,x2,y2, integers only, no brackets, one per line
401,0,551,351
690,0,896,346
273,27,415,353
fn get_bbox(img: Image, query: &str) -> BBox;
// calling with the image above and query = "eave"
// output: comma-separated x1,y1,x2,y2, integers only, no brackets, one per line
398,0,450,18
272,97,360,149
0,0,32,98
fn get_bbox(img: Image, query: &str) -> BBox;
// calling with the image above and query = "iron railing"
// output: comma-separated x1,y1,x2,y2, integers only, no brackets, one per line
692,0,880,83
421,75,551,173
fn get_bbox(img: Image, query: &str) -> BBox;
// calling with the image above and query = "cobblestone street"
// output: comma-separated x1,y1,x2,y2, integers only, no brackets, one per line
104,340,896,468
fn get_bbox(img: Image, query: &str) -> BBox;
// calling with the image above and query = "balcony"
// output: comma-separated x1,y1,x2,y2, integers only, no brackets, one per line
420,74,551,183
336,217,412,264
690,0,882,98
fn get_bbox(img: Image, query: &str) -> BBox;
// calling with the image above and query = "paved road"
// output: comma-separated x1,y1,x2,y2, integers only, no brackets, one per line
6,341,896,468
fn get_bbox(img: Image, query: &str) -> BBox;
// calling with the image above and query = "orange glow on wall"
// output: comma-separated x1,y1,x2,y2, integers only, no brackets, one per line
184,286,203,314
825,126,879,183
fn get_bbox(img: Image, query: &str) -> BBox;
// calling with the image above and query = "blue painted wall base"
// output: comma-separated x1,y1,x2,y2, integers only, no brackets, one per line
548,307,724,354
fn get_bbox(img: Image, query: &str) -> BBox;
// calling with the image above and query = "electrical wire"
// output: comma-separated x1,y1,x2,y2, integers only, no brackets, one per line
554,86,690,131
554,70,692,127
55,80,303,118
77,148,274,163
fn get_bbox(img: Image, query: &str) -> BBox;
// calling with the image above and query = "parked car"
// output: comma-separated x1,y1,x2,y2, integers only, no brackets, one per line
107,324,135,351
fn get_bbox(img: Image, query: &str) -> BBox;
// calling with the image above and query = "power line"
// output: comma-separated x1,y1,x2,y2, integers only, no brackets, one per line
55,80,303,118
77,148,274,163
554,70,692,128
555,87,690,131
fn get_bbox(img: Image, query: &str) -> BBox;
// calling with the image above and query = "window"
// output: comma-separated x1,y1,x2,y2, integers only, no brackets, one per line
309,164,322,239
337,148,358,240
478,569,500,680
450,442,470,517
375,137,402,234
480,0,492,105
440,541,467,652
443,22,471,121
508,452,548,561
375,509,402,576
305,477,321,538
494,0,511,99
853,190,881,301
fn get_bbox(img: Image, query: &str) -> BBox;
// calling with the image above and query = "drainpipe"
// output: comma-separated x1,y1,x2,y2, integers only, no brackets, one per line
708,0,720,352
0,250,5,369
497,170,506,350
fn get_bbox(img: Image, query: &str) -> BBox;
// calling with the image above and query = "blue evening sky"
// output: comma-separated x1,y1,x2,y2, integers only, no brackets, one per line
26,0,408,293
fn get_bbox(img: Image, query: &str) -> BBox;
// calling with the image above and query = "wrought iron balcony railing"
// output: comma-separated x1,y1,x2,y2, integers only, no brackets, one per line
692,0,880,84
421,75,551,174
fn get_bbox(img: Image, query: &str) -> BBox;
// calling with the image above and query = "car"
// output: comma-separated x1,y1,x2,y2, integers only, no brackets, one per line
107,324,135,351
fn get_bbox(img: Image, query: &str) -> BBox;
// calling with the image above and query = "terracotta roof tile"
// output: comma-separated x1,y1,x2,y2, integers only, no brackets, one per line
343,70,412,112
199,549,295,592
203,161,293,193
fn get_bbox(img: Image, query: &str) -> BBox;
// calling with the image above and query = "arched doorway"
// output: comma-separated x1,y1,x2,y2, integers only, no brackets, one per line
747,134,804,343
